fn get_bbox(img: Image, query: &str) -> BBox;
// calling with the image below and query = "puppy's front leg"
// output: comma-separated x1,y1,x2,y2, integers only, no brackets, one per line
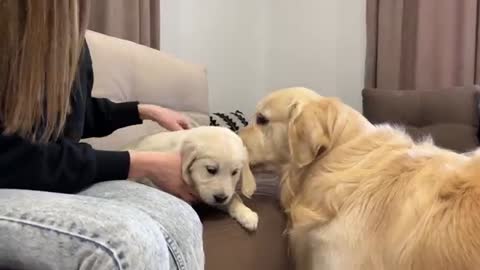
221,194,258,231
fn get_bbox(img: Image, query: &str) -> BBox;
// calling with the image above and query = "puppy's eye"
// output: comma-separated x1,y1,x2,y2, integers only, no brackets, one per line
256,114,269,125
231,169,239,176
206,166,218,175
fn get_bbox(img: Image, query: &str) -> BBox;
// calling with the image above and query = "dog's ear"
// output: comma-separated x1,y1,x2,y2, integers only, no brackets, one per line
240,149,256,198
180,138,198,185
287,99,334,168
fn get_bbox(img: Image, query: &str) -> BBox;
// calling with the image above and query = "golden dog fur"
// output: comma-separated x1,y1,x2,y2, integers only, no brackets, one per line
239,87,480,270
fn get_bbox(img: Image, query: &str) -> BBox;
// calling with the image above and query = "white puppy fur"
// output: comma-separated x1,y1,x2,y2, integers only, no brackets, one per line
123,126,258,231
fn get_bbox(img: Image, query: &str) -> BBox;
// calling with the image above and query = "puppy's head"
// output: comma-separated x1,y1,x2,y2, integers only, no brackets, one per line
181,127,256,206
239,87,342,169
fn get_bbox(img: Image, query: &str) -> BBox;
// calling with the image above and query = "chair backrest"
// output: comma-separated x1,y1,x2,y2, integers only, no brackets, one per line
362,86,480,153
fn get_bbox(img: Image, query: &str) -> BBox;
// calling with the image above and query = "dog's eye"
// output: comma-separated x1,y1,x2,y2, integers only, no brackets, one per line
256,114,269,125
206,166,218,175
231,169,239,176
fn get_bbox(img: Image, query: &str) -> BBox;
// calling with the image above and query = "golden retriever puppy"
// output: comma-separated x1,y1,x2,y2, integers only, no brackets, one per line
124,126,258,231
239,87,480,269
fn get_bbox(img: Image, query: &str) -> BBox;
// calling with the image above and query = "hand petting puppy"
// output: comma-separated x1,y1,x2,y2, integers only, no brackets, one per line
138,104,190,131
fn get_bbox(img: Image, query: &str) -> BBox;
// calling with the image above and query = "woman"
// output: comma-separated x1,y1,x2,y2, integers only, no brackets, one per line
0,1,204,269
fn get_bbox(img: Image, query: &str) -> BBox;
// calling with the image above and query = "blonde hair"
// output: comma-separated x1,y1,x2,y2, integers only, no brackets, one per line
0,0,90,142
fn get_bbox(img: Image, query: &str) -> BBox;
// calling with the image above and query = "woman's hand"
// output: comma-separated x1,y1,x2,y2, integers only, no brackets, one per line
138,104,190,131
128,151,197,203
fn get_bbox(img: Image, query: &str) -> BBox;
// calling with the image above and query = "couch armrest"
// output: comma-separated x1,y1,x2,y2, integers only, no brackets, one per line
362,86,480,152
85,30,209,114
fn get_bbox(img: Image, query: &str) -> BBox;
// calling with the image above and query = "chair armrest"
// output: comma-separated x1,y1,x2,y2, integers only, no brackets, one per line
85,30,209,114
362,86,480,152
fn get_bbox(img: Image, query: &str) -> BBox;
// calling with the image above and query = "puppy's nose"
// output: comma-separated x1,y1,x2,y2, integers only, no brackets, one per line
213,194,228,204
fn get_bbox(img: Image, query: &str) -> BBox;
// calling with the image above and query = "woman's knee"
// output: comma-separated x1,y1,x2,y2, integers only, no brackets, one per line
81,181,202,234
82,181,205,269
0,190,172,270
101,214,171,270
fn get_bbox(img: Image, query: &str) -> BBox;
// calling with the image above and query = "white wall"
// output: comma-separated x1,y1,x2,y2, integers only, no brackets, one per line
161,0,366,116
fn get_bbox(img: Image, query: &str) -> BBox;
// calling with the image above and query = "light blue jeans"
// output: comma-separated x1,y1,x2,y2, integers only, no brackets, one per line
0,181,204,270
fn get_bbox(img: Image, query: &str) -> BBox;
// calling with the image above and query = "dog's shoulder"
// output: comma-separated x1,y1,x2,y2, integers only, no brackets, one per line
349,123,415,150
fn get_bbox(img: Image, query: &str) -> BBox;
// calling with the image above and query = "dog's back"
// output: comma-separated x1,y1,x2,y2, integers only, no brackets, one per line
309,125,480,269
393,149,480,269
123,126,240,152
122,129,189,152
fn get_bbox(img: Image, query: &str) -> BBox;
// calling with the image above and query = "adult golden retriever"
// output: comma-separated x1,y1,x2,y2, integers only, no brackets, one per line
239,87,480,270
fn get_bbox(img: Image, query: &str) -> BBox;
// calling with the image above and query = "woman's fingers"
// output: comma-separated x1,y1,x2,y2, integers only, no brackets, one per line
179,120,190,129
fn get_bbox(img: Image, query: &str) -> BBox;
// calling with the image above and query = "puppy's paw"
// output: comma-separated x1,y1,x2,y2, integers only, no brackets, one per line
235,208,259,231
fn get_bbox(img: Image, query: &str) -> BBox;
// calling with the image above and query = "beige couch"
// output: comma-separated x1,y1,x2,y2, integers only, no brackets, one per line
83,30,210,149
83,31,290,270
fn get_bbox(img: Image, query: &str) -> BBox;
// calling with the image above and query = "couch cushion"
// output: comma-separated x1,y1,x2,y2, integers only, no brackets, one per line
86,31,209,114
362,86,480,153
197,196,289,270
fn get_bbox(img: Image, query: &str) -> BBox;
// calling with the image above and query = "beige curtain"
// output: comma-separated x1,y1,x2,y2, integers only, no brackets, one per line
366,0,480,90
89,0,160,49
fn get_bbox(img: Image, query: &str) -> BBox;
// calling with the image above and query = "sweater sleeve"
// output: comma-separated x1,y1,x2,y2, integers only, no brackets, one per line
0,132,131,193
82,98,143,138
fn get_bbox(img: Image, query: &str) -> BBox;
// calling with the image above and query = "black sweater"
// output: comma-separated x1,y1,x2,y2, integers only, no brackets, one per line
0,42,143,193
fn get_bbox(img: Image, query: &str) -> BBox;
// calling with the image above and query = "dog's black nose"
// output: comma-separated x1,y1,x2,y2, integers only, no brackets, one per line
213,194,228,204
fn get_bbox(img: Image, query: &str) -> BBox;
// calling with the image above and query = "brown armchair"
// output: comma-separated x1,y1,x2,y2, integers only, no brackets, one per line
362,86,480,153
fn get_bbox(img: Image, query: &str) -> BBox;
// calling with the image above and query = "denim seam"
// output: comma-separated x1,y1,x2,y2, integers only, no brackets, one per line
0,216,123,270
156,224,187,270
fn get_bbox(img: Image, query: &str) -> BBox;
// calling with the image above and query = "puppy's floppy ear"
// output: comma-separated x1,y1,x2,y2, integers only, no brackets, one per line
287,99,334,167
180,138,198,185
240,148,256,198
